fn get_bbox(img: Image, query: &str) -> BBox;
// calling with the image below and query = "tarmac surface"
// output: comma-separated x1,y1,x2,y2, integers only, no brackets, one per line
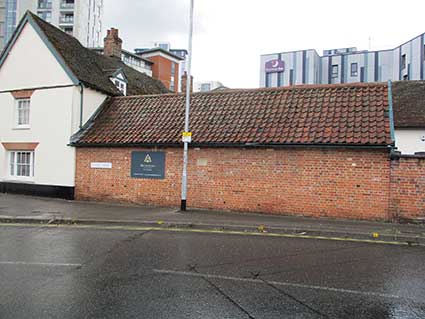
1,223,425,318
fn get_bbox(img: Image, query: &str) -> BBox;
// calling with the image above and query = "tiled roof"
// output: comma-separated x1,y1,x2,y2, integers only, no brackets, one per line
392,81,425,128
28,12,169,96
72,83,393,147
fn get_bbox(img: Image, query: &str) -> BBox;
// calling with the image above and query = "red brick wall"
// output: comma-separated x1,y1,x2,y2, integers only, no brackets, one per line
390,156,425,220
148,55,179,93
76,147,391,220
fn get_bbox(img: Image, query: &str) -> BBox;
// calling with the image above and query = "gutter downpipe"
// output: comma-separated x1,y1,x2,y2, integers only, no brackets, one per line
79,82,84,129
387,80,396,145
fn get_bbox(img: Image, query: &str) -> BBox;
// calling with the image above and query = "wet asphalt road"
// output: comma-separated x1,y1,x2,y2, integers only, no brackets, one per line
0,225,424,319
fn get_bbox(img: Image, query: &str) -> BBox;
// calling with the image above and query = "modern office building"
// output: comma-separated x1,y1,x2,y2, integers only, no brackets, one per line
194,81,225,92
135,43,188,92
135,47,183,93
0,0,103,51
0,0,5,51
260,32,425,87
92,46,154,76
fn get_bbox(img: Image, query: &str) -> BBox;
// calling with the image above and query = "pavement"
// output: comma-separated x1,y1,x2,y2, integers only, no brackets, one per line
1,224,425,318
0,193,424,246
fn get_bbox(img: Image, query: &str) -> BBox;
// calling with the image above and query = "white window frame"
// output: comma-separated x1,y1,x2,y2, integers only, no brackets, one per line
15,98,31,129
111,77,127,96
331,65,339,78
350,63,358,77
8,151,35,181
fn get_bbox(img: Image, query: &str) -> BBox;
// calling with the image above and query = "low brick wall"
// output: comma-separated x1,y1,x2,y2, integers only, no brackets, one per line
390,155,425,220
76,147,391,220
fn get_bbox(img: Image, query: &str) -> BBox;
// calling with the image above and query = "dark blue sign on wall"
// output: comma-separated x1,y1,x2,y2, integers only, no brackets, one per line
131,152,165,179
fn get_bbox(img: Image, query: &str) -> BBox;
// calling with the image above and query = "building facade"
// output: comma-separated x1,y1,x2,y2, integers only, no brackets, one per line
92,47,153,77
261,32,425,87
135,48,183,93
194,81,224,92
0,12,167,199
135,43,188,92
0,0,5,51
0,0,103,51
71,83,424,221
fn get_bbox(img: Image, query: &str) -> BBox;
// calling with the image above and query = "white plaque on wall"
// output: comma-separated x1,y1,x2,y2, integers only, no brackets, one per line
90,162,112,169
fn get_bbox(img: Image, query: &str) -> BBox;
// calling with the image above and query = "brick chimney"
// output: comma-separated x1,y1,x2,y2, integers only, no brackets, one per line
181,71,193,93
104,28,122,58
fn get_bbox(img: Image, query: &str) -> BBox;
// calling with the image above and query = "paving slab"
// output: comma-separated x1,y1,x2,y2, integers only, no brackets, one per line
0,193,424,245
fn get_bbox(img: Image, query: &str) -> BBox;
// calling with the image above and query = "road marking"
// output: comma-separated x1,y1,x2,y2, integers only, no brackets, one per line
0,222,421,247
0,261,82,267
153,269,402,299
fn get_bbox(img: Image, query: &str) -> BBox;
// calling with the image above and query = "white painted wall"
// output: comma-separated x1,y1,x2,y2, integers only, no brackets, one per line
0,22,73,90
395,129,425,155
71,86,107,134
379,50,394,81
0,87,76,186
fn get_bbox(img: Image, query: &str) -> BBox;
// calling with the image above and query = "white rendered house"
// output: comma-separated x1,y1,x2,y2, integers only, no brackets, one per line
0,12,167,198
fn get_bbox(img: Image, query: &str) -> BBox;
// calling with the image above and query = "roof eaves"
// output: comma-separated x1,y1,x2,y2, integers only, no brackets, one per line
70,96,113,144
71,141,392,149
137,47,184,61
80,79,121,96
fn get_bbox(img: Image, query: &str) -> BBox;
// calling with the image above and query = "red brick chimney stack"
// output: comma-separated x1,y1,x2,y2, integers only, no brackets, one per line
104,28,122,58
181,71,193,93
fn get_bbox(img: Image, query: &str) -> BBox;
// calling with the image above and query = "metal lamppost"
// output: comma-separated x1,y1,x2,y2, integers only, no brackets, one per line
181,0,194,211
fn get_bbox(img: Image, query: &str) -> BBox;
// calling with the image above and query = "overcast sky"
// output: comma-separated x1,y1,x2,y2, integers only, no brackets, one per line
104,0,425,88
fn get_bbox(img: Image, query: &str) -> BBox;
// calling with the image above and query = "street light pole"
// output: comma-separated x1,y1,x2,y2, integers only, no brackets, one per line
181,0,194,211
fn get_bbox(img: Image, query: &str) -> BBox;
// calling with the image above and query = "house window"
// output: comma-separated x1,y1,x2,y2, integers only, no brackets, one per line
38,0,52,9
37,10,52,23
350,63,358,76
60,13,74,24
331,65,339,78
200,83,211,92
401,54,406,70
171,63,176,77
9,151,34,178
112,78,127,95
16,99,30,128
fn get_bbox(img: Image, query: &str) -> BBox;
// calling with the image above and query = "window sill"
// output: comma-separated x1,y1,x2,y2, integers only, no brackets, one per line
13,126,30,130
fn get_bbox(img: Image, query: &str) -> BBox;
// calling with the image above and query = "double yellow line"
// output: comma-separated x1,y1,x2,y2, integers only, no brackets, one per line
0,222,421,247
